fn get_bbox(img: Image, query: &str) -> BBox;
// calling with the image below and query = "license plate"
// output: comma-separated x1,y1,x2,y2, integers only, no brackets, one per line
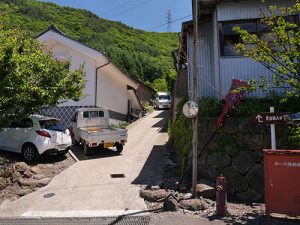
104,142,113,148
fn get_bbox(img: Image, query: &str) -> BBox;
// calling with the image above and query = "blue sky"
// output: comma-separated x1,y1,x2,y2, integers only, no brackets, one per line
40,0,192,32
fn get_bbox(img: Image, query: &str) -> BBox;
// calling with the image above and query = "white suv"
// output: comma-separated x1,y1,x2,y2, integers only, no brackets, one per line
0,115,72,162
154,92,172,109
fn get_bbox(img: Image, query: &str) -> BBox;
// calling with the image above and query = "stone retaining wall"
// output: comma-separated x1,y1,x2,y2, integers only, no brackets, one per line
196,117,289,201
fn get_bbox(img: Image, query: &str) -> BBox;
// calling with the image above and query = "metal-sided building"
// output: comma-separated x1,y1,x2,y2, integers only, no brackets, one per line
180,0,296,99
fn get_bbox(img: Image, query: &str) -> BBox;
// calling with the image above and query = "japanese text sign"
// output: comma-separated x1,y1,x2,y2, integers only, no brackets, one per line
255,112,291,125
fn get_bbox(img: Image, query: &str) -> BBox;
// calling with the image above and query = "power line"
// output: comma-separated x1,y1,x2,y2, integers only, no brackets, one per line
107,0,154,19
100,0,140,16
107,0,153,19
148,15,192,31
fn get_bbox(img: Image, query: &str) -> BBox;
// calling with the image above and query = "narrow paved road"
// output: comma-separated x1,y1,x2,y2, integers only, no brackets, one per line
0,110,169,218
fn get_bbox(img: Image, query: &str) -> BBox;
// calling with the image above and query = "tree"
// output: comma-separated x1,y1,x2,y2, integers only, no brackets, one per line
151,77,169,92
0,0,178,91
234,0,300,97
0,5,86,126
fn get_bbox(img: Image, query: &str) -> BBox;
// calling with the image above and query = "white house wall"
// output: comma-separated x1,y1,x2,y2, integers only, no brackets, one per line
42,41,96,106
97,66,128,115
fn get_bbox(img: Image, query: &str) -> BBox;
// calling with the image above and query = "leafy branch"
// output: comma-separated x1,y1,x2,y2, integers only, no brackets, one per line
234,0,300,97
0,4,86,126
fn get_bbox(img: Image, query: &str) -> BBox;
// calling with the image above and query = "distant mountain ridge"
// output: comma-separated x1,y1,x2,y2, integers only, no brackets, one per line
1,0,178,91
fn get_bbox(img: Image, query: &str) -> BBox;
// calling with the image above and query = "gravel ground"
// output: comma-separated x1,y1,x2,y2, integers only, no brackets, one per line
141,150,299,225
145,203,266,225
0,150,75,206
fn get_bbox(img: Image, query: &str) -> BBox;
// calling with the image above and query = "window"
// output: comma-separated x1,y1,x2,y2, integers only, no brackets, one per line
99,111,104,117
259,16,299,52
158,95,171,100
83,111,89,118
219,16,299,56
39,119,66,132
258,22,278,51
220,20,258,56
83,111,104,118
89,111,99,118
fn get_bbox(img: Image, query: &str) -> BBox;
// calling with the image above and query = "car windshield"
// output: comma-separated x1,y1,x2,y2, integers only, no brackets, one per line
83,111,105,118
39,119,66,132
158,95,170,100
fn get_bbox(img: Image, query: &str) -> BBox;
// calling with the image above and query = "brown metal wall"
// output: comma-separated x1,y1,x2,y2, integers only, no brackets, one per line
171,68,188,120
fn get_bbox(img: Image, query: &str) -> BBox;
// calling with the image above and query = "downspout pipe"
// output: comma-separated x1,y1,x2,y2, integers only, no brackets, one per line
95,58,111,106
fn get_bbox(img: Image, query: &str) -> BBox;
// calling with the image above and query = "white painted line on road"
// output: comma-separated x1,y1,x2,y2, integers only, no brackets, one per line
22,210,149,218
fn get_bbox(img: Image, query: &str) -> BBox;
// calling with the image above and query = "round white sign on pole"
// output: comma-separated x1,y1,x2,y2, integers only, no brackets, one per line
183,101,199,118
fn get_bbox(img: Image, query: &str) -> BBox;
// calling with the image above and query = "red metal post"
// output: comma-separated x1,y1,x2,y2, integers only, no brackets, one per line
216,175,227,217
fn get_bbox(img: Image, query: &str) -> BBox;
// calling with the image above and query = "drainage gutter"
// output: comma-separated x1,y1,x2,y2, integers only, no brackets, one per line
95,58,111,106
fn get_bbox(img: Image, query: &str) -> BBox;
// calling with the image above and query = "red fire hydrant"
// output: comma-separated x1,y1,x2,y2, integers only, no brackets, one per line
216,175,227,217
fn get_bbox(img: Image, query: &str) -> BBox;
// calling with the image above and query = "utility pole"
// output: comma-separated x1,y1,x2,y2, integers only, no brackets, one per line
191,0,199,197
166,10,172,32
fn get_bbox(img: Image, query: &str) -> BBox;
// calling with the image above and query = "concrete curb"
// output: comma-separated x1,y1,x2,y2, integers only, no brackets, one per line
68,150,79,162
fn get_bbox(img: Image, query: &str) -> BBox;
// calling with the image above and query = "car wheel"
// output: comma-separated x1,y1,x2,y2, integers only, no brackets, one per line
83,142,91,156
22,144,39,163
115,143,123,153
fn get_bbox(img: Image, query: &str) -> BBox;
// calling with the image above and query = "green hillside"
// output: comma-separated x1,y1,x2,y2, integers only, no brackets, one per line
1,0,178,91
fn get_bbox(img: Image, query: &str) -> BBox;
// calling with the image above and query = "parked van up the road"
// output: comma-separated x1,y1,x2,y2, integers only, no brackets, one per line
154,92,171,109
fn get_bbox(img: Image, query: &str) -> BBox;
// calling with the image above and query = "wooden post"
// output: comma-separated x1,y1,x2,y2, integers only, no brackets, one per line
192,0,199,197
270,107,276,149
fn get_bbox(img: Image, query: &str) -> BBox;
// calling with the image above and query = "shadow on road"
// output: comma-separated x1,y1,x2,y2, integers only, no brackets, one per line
153,109,170,119
70,145,122,161
0,149,68,165
132,144,167,186
132,109,170,186
152,110,169,133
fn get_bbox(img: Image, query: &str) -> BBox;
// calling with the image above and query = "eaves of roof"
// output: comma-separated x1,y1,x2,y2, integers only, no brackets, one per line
130,77,156,93
36,25,138,89
36,24,104,56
